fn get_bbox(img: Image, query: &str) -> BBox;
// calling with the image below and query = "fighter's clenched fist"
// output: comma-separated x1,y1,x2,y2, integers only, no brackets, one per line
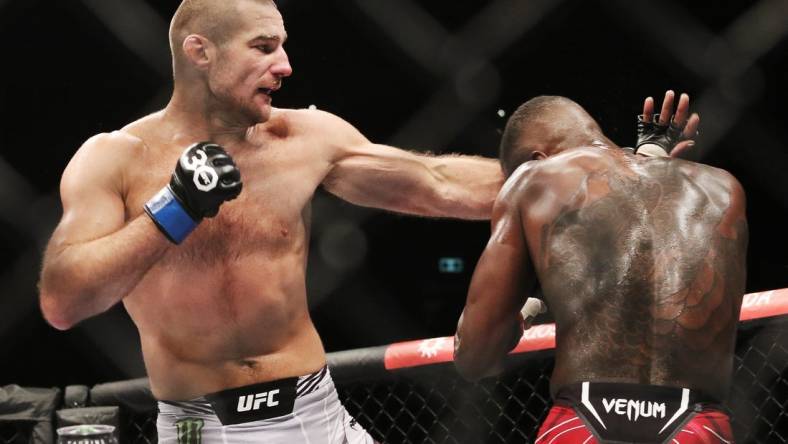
145,142,242,244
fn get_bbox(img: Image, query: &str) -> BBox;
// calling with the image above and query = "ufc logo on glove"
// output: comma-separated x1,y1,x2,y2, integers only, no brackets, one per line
182,148,219,191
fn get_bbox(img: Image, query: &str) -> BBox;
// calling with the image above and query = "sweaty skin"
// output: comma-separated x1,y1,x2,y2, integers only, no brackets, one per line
456,146,747,401
39,2,502,401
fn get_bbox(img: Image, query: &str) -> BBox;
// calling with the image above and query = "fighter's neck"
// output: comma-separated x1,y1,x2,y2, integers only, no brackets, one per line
164,94,264,145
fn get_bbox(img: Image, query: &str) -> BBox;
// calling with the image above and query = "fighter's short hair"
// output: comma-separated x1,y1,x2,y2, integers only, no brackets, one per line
499,96,572,176
169,0,277,53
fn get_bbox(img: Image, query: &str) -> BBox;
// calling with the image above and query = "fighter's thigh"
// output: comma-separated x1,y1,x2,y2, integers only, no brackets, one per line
673,411,734,444
535,406,596,443
333,405,377,444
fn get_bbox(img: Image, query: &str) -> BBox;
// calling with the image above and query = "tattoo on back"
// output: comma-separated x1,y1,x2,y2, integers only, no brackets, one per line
535,161,747,385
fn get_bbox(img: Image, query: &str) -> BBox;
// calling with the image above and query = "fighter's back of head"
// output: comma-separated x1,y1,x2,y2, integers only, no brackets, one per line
169,0,277,76
499,96,609,176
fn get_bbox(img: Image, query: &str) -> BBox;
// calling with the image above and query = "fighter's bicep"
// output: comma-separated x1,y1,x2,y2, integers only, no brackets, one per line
56,175,125,246
326,142,437,213
50,138,129,249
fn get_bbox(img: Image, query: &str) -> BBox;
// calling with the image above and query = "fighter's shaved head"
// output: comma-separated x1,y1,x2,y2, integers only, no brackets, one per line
499,96,605,176
169,0,277,70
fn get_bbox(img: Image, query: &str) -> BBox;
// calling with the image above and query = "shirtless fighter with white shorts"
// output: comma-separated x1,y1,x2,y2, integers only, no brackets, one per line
38,1,503,442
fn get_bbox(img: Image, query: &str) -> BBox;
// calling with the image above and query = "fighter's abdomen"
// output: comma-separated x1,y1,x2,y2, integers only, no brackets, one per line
122,208,325,400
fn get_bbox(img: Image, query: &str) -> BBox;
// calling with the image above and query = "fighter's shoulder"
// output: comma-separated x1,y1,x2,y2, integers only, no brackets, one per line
272,107,360,137
72,130,145,165
507,148,599,188
686,161,741,185
273,108,369,162
62,130,145,187
544,147,611,172
676,160,745,201
492,161,542,216
504,161,541,193
496,149,604,212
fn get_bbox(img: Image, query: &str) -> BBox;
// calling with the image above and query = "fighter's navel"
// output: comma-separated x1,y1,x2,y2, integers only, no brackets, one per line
238,359,260,370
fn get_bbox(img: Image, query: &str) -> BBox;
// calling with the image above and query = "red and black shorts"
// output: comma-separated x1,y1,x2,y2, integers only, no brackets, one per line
535,382,733,443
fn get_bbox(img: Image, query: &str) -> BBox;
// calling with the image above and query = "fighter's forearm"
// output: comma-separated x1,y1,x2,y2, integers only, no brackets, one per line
426,155,503,220
39,215,170,330
453,311,521,381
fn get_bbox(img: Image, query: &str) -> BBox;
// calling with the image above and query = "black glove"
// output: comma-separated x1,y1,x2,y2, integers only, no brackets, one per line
144,142,242,244
635,114,694,157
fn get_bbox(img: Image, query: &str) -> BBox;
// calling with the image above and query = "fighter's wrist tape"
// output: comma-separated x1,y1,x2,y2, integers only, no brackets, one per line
144,186,199,244
636,143,670,158
520,298,547,328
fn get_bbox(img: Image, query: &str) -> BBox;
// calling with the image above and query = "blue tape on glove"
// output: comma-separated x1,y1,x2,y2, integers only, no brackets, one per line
144,187,198,244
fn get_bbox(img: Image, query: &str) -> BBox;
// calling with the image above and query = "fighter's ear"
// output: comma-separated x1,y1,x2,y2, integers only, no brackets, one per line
183,34,213,69
531,151,547,161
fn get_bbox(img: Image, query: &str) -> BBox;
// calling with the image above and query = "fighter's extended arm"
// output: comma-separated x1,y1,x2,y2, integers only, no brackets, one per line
39,133,171,330
454,183,537,381
318,111,503,220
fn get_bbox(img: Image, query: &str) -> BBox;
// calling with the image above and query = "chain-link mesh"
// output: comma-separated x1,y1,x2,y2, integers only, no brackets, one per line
115,319,787,443
339,358,553,444
0,422,32,444
124,413,157,444
729,319,788,443
333,321,788,443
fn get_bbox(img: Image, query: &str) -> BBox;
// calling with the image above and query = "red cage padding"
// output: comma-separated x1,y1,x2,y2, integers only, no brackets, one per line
382,288,788,370
5,289,782,444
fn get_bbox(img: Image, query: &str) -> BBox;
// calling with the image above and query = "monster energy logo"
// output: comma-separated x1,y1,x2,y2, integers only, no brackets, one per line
175,418,204,444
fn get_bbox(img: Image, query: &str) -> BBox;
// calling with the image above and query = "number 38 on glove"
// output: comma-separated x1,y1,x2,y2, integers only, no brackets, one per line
144,142,243,244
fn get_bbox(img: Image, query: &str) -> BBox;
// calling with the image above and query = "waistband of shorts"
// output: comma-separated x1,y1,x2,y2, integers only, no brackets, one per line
158,365,331,425
552,381,728,443
554,381,721,407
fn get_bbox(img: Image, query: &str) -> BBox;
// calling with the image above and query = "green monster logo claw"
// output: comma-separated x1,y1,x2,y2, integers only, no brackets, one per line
175,418,204,444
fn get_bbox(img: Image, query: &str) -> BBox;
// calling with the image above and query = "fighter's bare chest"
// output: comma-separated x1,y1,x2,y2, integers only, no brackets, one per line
125,144,323,259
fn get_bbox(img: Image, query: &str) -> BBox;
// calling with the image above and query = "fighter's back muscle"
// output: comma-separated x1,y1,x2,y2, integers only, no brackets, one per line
513,148,747,396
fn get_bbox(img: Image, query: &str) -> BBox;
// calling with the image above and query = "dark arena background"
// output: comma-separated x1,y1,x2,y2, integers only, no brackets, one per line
2,0,788,443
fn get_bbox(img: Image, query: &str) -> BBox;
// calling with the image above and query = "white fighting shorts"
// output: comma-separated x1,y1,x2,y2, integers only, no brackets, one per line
157,366,376,444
